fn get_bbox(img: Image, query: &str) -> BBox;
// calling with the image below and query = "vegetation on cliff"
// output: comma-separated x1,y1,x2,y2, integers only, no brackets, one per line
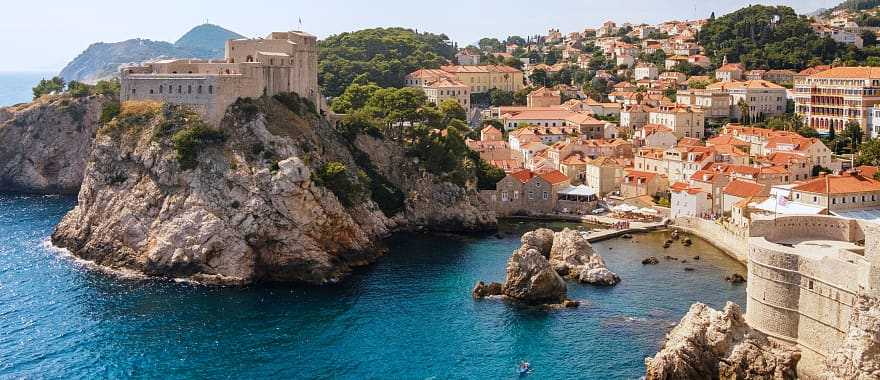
332,81,504,189
318,28,456,97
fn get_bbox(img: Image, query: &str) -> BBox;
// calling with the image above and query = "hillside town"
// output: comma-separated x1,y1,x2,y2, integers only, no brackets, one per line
392,10,880,237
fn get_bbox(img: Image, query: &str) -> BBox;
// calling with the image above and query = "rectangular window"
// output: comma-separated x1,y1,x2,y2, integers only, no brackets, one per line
528,191,534,200
543,192,549,200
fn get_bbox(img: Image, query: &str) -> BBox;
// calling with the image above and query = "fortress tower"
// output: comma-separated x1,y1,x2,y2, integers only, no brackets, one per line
120,30,320,125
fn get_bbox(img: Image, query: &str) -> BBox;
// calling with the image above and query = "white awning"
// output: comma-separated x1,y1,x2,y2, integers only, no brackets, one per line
754,196,826,215
558,185,596,197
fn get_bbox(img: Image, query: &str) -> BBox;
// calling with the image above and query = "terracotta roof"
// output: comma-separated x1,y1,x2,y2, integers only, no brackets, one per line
706,80,785,91
707,135,749,147
676,137,702,147
624,170,658,182
723,179,769,198
671,181,705,195
807,66,880,79
717,63,745,72
539,170,570,184
481,126,501,134
792,173,880,194
856,166,880,178
510,169,535,183
529,87,561,97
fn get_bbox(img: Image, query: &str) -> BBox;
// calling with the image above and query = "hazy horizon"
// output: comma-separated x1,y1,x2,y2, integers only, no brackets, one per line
2,0,839,72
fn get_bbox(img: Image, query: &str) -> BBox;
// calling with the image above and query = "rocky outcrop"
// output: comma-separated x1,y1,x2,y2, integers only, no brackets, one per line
472,281,503,298
822,295,880,379
0,95,111,194
501,246,568,305
645,302,800,380
51,97,495,284
548,228,620,286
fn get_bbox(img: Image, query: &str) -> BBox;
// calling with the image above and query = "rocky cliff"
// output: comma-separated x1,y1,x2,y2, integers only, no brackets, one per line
50,96,495,284
645,302,800,380
0,94,111,194
823,294,880,379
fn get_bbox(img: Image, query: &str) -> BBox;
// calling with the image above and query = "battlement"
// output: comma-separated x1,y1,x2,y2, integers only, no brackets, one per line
745,214,880,376
121,30,320,125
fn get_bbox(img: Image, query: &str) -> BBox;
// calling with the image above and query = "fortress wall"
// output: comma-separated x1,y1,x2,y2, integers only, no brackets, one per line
746,214,877,366
749,215,859,242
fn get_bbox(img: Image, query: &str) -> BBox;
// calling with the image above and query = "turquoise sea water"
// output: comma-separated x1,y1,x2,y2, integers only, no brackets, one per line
0,72,55,107
0,195,746,379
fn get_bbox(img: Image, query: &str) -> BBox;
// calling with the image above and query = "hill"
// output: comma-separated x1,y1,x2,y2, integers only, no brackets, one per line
318,27,456,97
174,23,244,57
59,24,243,83
698,5,841,70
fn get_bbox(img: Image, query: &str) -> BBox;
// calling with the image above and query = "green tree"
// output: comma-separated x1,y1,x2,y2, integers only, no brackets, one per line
529,69,548,86
92,79,120,96
845,121,864,152
67,81,91,97
331,82,382,114
32,76,65,99
318,28,454,97
737,99,750,124
439,99,467,125
478,38,503,52
857,138,880,166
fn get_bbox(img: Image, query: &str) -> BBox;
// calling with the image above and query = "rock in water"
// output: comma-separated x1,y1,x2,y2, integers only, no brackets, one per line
521,228,555,257
823,295,880,379
51,98,495,284
645,302,800,380
642,256,660,265
502,247,567,305
580,267,620,286
472,281,503,299
548,228,620,286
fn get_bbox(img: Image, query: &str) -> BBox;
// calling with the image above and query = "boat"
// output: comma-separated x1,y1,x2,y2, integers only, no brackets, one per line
518,361,530,376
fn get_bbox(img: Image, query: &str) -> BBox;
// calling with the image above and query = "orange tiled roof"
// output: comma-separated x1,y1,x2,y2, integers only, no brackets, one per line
793,173,880,194
539,170,570,184
808,66,880,79
723,179,768,198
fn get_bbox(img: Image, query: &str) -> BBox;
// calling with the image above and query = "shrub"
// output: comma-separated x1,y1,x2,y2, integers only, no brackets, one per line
232,97,260,122
67,81,91,98
100,101,121,124
273,92,317,117
92,79,120,97
171,124,227,170
312,161,363,207
33,77,64,99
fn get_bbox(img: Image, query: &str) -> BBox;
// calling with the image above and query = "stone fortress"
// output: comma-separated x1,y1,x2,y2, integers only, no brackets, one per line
121,31,320,125
746,214,880,376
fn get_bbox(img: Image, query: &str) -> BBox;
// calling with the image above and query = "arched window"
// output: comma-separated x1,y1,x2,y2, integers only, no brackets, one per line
149,89,154,94
132,88,136,94
246,55,254,63
270,59,274,65
198,85,202,94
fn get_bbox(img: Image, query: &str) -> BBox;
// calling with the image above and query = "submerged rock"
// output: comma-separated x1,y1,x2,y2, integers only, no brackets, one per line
645,302,800,380
642,256,660,265
580,267,620,286
726,273,746,284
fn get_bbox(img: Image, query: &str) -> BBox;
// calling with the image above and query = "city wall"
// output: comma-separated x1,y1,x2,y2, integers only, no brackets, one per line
745,215,880,377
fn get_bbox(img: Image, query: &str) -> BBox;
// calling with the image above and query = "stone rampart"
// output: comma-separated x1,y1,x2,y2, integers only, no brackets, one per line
745,214,880,377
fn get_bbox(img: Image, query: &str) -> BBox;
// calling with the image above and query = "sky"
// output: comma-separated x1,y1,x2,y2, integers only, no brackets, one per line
0,0,840,72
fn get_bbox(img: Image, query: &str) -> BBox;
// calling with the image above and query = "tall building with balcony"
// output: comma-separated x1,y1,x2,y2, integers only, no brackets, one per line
794,67,880,135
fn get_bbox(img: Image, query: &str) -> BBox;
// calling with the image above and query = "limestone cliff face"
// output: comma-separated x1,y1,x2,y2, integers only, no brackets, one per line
645,302,800,380
0,95,110,194
823,295,880,379
51,98,495,284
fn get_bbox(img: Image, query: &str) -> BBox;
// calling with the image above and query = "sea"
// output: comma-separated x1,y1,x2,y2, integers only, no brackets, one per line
0,194,746,379
0,71,56,107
